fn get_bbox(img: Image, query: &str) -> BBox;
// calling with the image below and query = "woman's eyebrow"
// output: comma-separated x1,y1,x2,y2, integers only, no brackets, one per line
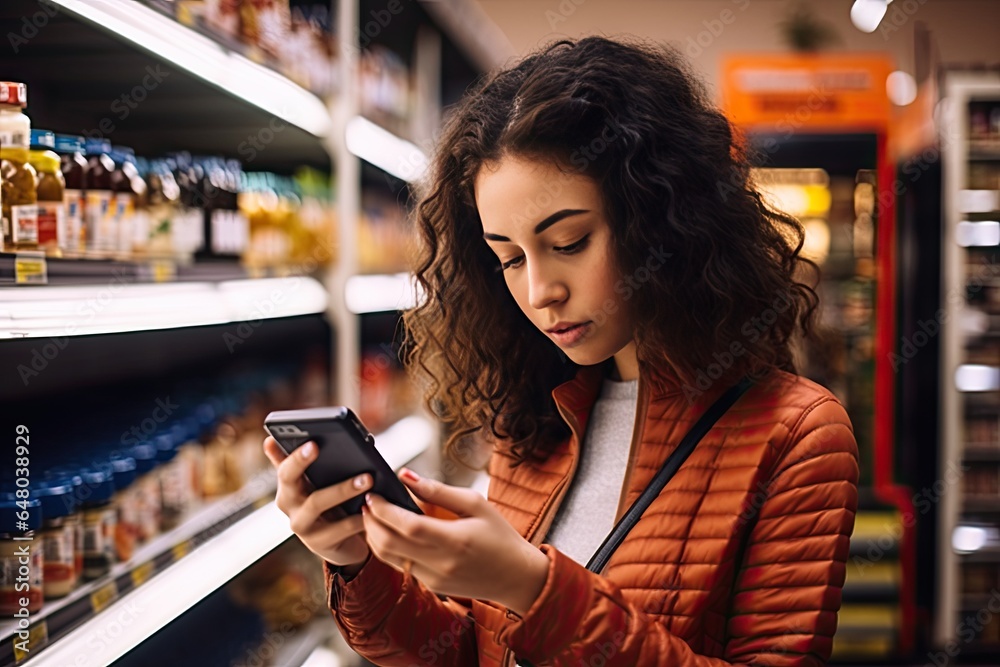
483,209,590,242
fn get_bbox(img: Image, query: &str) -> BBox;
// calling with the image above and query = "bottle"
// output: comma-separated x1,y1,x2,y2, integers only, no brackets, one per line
84,138,115,256
79,465,117,580
33,478,78,599
110,146,148,259
0,81,38,251
197,157,248,259
144,160,179,258
168,152,203,262
54,134,88,256
28,130,65,257
155,432,185,531
44,468,84,582
0,494,44,614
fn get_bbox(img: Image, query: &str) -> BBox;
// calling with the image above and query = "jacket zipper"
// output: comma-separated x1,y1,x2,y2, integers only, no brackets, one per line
502,371,648,666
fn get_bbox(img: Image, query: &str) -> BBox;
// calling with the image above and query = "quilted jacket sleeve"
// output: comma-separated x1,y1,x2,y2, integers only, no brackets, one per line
496,397,859,667
325,554,479,666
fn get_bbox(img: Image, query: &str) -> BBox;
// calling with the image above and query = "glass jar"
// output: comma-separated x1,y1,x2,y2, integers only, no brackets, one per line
0,494,43,614
44,468,84,582
33,478,78,599
131,443,160,543
79,466,117,581
54,134,88,256
0,81,38,251
108,452,138,562
28,130,65,258
156,433,185,531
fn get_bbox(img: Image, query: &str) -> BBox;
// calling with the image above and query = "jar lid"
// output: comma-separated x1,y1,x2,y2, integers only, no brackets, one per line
32,478,75,519
78,466,115,505
54,134,85,154
132,442,158,474
108,452,137,491
0,494,42,533
84,138,112,156
154,432,177,463
28,150,60,174
0,82,27,107
30,129,55,150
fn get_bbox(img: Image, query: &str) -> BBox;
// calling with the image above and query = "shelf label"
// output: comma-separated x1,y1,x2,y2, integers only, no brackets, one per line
11,621,48,663
14,252,47,285
172,540,191,561
90,582,119,613
131,560,155,587
149,260,176,283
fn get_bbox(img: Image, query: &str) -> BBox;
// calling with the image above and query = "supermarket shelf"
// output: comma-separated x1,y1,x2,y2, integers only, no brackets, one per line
0,252,252,286
0,468,278,667
268,618,339,667
0,274,328,339
965,447,1000,462
964,497,1000,513
969,140,1000,161
47,0,333,138
1,413,435,667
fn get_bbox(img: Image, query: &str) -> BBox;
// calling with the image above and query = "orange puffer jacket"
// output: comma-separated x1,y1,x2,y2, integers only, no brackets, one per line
325,364,859,666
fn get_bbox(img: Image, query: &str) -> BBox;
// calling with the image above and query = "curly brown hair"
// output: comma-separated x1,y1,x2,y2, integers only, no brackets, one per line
400,36,819,467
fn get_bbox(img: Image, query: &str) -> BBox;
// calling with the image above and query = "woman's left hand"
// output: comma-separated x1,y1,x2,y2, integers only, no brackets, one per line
362,468,549,617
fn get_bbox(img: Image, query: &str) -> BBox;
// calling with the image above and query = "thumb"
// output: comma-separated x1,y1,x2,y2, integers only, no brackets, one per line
400,469,483,519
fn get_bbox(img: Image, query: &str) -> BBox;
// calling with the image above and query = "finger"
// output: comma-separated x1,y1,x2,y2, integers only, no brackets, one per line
262,437,287,468
297,473,372,526
294,506,366,545
398,469,485,519
274,441,319,510
362,503,437,570
364,493,441,545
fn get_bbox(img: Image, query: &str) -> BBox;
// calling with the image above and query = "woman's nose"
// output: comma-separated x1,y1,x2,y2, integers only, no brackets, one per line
527,261,569,310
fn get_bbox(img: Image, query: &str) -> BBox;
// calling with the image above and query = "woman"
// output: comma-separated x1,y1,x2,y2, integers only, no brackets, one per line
264,37,859,666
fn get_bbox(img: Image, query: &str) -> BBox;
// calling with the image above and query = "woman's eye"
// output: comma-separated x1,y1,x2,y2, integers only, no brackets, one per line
554,235,590,254
501,256,524,271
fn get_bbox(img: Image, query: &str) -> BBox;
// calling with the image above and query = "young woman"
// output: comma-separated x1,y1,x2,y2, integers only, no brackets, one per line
264,37,859,667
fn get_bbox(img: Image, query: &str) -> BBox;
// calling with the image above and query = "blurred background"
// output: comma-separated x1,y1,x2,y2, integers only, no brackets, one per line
0,0,998,665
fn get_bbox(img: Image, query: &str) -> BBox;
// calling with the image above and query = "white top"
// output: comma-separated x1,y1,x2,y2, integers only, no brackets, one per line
544,377,639,566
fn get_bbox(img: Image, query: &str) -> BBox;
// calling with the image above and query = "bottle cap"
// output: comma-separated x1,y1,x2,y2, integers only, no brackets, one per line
0,81,28,107
54,134,86,154
30,129,55,150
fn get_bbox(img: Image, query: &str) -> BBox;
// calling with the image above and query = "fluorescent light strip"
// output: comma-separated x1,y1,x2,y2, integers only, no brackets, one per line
345,272,420,314
957,220,1000,247
955,364,1000,392
345,116,428,182
375,414,436,470
49,0,331,137
0,276,328,338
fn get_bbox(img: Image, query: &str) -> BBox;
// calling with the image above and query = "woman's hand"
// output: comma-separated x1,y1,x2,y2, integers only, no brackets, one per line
362,469,550,617
263,436,372,569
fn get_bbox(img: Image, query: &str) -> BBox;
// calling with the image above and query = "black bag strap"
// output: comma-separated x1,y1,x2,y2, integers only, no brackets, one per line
515,375,754,667
585,375,755,573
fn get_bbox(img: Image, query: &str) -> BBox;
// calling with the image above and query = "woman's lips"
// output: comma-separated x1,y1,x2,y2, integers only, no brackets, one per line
548,321,592,346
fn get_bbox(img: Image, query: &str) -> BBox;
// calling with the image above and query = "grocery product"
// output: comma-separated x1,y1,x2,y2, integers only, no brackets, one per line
156,432,186,531
28,130,66,257
79,465,117,580
84,138,116,255
54,134,88,255
34,478,78,599
131,442,161,543
0,81,39,251
109,452,138,562
144,160,180,258
110,146,148,257
0,494,44,614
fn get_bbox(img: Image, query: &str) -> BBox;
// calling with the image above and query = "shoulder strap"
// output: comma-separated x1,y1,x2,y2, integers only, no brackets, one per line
584,375,755,573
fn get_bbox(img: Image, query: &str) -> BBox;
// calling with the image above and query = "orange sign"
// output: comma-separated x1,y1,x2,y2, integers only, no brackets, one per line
722,54,894,132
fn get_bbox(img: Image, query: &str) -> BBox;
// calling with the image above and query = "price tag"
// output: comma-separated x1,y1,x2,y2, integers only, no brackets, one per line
172,541,191,561
11,621,48,663
149,260,176,283
89,582,118,613
14,252,47,285
131,560,155,587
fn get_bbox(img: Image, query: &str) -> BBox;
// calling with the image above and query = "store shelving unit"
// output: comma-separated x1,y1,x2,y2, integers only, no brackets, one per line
938,69,1000,651
0,0,504,664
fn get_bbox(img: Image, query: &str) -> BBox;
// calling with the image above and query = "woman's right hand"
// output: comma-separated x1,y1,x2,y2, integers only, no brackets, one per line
263,436,372,568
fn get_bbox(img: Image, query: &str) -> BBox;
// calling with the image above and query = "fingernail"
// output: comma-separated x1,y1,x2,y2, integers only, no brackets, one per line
365,492,372,506
361,505,368,516
353,474,369,489
401,468,420,482
299,442,315,459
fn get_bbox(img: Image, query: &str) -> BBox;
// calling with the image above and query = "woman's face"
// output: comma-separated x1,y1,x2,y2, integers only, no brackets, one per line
475,155,635,368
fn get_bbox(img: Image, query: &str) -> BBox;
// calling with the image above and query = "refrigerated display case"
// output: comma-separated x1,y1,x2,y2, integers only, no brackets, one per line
937,69,1000,659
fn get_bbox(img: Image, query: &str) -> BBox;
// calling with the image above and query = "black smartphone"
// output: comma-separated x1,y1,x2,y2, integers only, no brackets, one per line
264,406,423,515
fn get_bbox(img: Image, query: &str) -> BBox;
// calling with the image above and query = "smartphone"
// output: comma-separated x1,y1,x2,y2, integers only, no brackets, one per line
264,406,423,515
